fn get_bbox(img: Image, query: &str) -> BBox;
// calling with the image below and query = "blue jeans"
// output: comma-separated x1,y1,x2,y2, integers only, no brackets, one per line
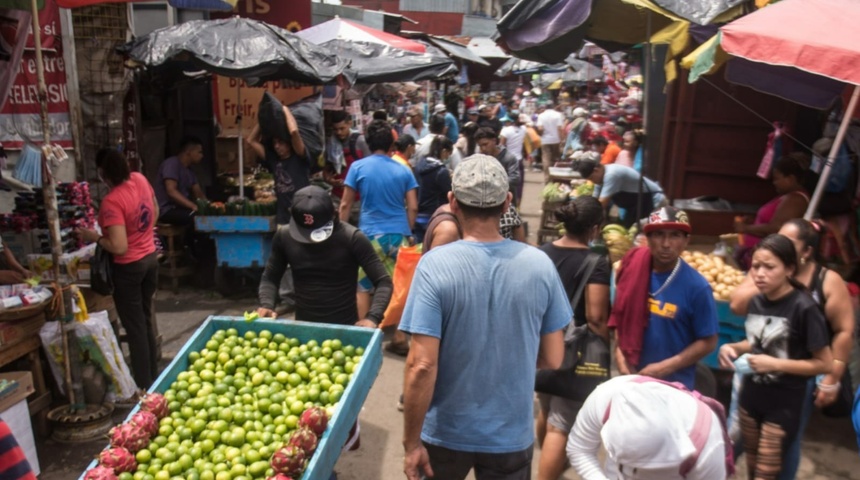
777,378,815,480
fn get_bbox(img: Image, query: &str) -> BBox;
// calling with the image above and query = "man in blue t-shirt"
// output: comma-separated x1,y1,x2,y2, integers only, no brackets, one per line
400,154,570,480
618,206,719,390
340,120,418,315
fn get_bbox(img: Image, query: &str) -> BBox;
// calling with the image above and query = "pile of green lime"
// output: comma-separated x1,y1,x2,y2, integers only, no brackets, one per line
128,328,364,480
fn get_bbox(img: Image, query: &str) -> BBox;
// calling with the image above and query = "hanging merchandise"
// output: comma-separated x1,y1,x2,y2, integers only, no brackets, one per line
756,122,784,179
13,144,42,187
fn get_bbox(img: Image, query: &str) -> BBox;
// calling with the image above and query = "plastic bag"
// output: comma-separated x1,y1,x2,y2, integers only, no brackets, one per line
379,244,422,328
258,92,325,172
39,311,138,402
90,245,113,296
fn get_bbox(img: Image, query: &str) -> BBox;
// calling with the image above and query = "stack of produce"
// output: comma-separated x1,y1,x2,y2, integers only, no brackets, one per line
541,182,571,203
196,199,277,217
83,327,365,480
571,181,594,198
680,251,745,301
602,224,635,263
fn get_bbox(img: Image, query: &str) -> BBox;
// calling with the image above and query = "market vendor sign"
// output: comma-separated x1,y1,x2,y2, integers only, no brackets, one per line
210,0,312,137
0,0,71,149
212,77,313,138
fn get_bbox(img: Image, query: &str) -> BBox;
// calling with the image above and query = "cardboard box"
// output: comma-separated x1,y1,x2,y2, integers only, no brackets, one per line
0,371,34,412
0,314,46,348
0,396,40,475
215,137,258,175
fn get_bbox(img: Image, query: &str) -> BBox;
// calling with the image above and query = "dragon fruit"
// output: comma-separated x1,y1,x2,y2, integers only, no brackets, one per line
271,445,306,477
139,392,169,419
83,465,118,480
298,406,328,436
98,447,137,473
130,410,159,437
266,475,294,480
287,427,318,455
109,422,150,453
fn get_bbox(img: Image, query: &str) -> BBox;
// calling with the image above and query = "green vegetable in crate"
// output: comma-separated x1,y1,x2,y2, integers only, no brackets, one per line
101,328,365,480
541,183,569,203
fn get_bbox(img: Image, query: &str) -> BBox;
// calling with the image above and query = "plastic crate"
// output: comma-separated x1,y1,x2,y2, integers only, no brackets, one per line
195,216,276,233
195,216,277,268
80,316,383,480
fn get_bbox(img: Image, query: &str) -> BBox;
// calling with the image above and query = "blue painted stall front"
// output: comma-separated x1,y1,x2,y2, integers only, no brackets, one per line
195,216,277,268
80,317,383,480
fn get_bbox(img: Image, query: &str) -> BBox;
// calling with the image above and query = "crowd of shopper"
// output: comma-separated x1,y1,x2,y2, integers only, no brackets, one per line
72,84,857,480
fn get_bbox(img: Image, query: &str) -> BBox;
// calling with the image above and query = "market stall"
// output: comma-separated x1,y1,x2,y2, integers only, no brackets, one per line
80,317,383,480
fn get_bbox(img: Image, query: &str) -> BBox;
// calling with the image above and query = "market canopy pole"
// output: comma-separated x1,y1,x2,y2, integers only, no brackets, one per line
805,85,860,220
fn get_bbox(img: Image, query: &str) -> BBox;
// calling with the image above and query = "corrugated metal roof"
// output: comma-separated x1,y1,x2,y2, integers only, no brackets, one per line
399,0,467,13
468,36,509,59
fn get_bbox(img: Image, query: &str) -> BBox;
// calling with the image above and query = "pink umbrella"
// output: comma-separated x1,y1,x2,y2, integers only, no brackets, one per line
296,17,426,54
717,0,860,219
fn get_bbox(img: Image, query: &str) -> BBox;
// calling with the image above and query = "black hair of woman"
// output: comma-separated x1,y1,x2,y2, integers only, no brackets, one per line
783,218,825,262
429,135,454,160
555,196,604,239
96,147,130,186
753,234,806,291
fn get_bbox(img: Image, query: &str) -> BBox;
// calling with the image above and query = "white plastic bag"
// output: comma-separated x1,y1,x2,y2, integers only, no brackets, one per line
39,311,137,402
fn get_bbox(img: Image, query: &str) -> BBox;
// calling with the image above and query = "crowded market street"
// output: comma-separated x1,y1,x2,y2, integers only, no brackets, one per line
33,171,860,480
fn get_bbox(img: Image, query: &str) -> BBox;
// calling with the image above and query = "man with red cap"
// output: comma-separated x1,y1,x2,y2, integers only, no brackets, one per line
610,206,719,390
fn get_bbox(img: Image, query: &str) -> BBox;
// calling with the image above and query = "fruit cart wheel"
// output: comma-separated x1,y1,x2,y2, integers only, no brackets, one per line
694,362,717,398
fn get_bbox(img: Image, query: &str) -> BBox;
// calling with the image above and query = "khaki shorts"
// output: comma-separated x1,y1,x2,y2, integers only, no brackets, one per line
538,393,583,433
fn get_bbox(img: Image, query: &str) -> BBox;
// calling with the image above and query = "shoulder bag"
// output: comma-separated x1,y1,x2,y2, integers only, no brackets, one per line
535,253,611,401
91,244,114,296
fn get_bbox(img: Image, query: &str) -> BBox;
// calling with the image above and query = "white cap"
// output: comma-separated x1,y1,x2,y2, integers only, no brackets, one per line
573,107,588,117
433,103,446,114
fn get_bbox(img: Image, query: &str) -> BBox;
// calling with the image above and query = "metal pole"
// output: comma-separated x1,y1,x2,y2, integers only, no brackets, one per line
237,82,244,199
635,10,652,229
805,84,860,219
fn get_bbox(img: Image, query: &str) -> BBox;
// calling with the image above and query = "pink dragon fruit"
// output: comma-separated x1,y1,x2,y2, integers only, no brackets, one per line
109,422,150,453
270,445,306,477
98,447,137,473
287,427,318,455
266,475,294,480
139,392,169,419
298,406,328,436
130,410,159,438
83,465,118,480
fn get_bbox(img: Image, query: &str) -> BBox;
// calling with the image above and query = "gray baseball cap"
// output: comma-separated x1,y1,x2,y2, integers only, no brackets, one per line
452,154,509,208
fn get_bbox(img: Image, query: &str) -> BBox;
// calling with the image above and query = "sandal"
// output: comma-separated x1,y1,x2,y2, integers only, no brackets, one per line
385,341,409,356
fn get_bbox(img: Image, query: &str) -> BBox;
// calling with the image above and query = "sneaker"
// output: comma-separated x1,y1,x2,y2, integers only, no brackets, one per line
397,394,404,412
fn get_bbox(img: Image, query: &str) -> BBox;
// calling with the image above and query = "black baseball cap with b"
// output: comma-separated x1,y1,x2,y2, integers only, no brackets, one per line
289,186,336,243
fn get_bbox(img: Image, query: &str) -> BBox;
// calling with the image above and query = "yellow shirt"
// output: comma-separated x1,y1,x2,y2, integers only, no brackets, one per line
392,153,411,169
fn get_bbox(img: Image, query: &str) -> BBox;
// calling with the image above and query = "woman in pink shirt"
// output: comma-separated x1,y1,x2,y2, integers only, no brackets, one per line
77,148,159,389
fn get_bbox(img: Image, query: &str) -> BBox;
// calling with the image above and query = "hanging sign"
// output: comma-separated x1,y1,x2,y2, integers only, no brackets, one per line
0,0,70,148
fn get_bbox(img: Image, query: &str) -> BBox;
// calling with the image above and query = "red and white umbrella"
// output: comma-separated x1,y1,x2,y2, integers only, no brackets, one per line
296,17,426,54
717,0,860,219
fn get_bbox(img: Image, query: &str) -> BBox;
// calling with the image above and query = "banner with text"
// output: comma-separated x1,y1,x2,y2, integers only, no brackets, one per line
0,0,71,148
212,77,314,137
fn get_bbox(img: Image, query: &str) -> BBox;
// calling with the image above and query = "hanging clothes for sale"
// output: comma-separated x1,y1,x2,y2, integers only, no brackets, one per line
757,122,787,179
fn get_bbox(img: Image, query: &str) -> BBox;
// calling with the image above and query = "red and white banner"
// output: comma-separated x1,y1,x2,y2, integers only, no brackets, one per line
0,0,71,149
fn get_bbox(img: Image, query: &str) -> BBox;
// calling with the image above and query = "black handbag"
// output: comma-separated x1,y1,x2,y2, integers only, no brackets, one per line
535,253,610,401
91,244,114,296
